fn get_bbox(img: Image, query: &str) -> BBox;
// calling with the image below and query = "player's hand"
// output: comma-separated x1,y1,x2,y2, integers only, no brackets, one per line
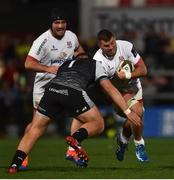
126,111,141,126
116,70,126,80
47,66,59,74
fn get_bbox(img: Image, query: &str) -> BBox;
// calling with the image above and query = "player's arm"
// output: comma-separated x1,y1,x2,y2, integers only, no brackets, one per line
127,44,147,79
25,55,59,74
99,79,141,126
131,58,147,78
95,60,140,125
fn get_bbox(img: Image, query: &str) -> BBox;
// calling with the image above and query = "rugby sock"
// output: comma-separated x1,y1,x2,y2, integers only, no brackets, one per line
134,138,145,146
10,150,27,168
120,131,129,144
72,128,88,143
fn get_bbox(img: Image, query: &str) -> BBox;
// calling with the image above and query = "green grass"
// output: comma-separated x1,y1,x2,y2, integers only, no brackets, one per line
1,137,174,178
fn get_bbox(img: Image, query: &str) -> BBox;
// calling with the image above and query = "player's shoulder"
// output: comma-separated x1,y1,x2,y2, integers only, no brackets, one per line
93,49,103,59
33,30,49,45
116,40,133,47
65,30,77,38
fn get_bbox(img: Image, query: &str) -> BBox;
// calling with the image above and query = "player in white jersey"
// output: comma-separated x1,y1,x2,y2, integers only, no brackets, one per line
65,29,148,165
93,29,149,162
20,8,85,169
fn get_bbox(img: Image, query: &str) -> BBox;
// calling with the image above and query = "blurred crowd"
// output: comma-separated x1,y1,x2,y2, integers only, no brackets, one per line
0,33,35,137
1,28,174,137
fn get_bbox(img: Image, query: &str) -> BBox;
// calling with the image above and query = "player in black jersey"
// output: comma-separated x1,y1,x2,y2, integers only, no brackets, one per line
7,56,140,173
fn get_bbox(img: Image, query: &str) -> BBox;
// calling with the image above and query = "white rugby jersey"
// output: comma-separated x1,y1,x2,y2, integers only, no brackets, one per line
28,29,79,94
93,40,142,92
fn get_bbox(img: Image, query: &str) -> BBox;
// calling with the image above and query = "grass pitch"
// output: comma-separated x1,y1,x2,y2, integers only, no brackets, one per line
0,137,174,178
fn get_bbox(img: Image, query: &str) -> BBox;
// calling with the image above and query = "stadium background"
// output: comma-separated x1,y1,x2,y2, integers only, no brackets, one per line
0,0,174,138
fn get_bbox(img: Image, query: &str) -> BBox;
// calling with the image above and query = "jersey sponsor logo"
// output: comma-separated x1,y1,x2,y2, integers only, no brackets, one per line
51,59,66,65
67,41,72,48
36,39,47,55
49,88,68,96
51,52,69,65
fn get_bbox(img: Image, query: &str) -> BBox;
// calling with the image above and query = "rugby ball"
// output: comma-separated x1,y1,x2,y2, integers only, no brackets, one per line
118,60,134,73
111,60,134,88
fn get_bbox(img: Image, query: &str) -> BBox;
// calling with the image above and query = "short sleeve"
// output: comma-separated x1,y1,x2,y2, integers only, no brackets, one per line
95,61,108,81
125,41,141,65
28,38,47,61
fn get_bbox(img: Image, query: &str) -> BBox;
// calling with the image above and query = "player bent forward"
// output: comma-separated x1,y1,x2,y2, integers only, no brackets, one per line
7,56,140,173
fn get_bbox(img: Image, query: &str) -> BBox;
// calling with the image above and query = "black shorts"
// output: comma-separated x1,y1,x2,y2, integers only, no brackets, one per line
37,83,95,120
86,84,112,106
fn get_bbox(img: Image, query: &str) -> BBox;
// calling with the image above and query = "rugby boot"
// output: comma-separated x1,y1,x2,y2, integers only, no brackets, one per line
65,148,88,167
19,156,28,170
7,164,18,174
65,136,89,167
116,134,128,161
135,144,149,162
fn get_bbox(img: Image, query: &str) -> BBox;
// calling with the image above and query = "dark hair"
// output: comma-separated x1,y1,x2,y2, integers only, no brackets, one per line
97,29,114,42
75,53,89,60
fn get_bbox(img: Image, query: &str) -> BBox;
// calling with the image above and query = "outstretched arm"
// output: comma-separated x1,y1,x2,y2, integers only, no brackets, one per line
100,79,141,126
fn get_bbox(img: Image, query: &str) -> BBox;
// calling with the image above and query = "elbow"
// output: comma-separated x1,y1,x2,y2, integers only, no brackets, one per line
25,60,32,70
25,56,36,70
24,61,28,69
137,66,147,77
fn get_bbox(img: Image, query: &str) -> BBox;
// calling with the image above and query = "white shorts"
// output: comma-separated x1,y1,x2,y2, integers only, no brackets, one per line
33,92,44,109
132,86,143,101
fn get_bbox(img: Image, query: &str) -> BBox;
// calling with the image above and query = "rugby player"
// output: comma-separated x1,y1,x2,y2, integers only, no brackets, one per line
7,55,141,173
20,8,85,169
68,29,149,163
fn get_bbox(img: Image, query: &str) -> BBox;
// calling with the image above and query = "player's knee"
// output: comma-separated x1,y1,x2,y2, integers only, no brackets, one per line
130,101,144,117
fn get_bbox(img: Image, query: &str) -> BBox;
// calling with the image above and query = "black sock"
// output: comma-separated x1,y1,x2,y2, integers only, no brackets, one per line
72,128,88,143
10,150,27,168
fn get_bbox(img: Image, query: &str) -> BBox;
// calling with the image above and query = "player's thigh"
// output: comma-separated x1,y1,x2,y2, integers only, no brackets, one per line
60,87,104,124
37,85,64,120
77,105,104,124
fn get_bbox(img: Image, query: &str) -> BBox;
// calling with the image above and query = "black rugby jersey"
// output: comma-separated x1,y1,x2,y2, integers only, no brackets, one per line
50,58,108,90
